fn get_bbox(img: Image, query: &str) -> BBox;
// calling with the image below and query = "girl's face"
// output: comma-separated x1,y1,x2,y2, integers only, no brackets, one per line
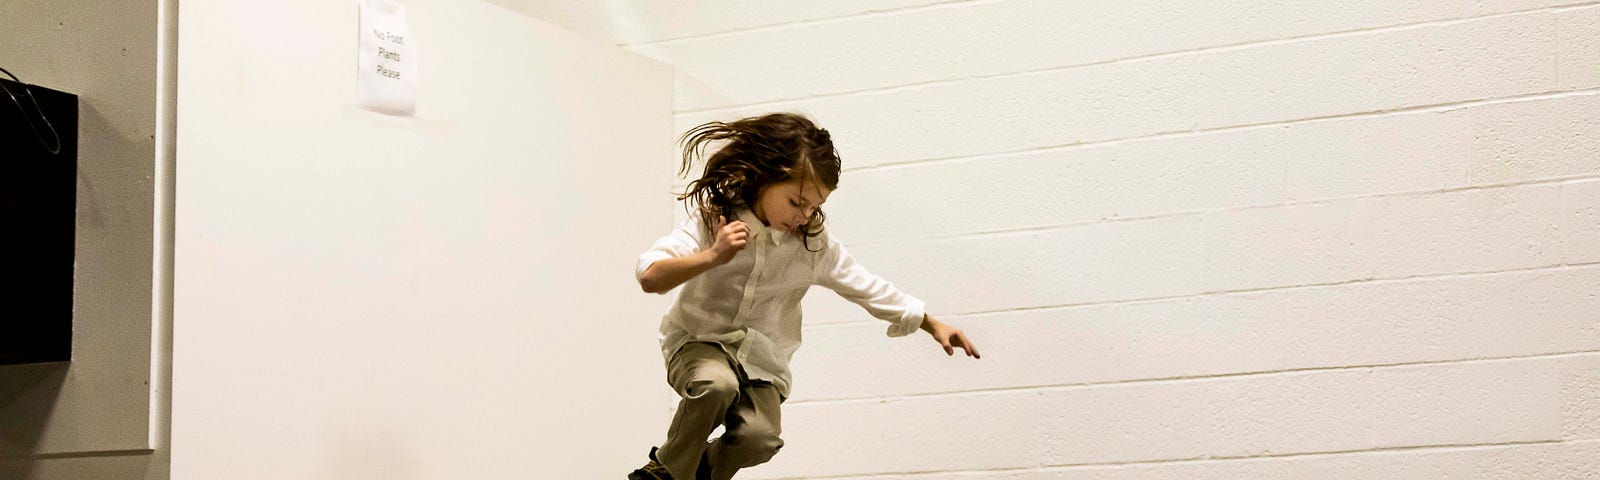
753,178,832,234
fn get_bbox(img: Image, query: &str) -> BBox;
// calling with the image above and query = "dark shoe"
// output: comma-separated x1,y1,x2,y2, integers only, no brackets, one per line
627,447,674,480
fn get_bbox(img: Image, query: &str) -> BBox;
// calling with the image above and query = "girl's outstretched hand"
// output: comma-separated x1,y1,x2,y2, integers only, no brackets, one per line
921,315,980,359
710,215,749,265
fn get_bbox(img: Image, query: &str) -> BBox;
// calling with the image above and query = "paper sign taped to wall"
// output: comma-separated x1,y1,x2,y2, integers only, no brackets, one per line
357,0,418,116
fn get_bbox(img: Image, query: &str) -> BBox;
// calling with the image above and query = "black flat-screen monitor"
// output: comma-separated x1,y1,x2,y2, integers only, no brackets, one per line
1,78,77,365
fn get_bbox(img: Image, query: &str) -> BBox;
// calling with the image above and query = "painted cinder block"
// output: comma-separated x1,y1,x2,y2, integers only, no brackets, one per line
811,93,1596,249
1469,93,1600,185
791,265,1600,402
673,10,1564,171
750,356,1571,478
800,183,1564,321
1560,5,1600,90
1565,180,1600,264
664,0,1490,111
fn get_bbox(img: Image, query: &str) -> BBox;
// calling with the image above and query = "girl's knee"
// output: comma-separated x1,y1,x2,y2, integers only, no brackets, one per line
726,429,783,467
684,370,739,404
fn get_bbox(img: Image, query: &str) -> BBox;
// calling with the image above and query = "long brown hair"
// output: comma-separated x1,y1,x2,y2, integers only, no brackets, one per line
678,112,841,251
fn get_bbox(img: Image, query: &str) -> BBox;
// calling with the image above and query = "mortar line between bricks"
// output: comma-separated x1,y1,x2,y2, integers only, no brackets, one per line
617,0,998,48
838,88,1600,177
757,439,1597,480
670,1,1600,115
804,260,1600,332
787,348,1600,407
843,170,1600,248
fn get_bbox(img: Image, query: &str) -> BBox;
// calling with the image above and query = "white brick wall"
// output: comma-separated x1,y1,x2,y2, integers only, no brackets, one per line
507,1,1600,477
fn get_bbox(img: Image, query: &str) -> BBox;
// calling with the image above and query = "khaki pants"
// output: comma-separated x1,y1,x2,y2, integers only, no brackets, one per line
658,342,784,480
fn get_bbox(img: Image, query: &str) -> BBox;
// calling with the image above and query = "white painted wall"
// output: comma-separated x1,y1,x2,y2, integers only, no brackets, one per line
498,1,1600,478
172,1,672,478
0,0,167,478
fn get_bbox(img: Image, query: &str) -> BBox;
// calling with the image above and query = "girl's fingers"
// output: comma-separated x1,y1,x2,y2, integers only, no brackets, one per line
956,332,979,359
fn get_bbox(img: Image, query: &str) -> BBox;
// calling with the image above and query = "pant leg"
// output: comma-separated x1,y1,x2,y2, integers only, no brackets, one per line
706,382,784,480
659,343,741,480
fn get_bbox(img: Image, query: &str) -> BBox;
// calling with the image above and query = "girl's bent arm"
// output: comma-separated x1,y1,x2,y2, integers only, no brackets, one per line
638,215,747,294
639,249,722,294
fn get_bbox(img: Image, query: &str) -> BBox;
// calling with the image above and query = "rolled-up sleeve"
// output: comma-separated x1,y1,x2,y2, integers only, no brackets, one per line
815,234,926,337
637,211,709,282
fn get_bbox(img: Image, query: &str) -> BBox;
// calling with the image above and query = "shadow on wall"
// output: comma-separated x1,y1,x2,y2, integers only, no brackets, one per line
0,361,71,477
73,101,121,230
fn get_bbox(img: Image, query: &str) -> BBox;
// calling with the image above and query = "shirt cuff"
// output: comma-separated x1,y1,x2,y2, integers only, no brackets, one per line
885,297,927,338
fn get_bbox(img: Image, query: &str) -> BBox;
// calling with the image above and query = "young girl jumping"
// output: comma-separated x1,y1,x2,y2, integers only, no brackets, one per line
629,112,981,480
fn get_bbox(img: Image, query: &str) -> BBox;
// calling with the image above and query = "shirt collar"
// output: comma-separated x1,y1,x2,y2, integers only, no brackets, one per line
735,207,787,246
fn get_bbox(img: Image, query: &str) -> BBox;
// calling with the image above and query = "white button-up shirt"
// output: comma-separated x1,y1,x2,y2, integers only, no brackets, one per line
636,207,926,398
